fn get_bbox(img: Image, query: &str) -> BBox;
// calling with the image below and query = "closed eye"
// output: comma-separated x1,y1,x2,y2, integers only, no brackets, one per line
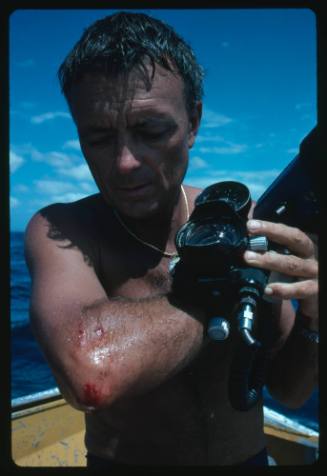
136,129,166,140
86,132,116,147
135,124,176,141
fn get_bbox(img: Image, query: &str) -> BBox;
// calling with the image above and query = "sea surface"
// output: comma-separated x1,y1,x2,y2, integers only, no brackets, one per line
11,231,319,431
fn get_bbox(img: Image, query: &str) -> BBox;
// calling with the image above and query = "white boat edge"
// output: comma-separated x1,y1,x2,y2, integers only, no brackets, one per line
12,385,319,440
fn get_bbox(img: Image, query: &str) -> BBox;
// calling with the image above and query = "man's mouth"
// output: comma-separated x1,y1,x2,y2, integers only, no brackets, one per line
116,183,153,198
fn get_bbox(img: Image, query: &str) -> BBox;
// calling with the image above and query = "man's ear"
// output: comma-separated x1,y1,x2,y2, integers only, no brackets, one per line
188,101,202,148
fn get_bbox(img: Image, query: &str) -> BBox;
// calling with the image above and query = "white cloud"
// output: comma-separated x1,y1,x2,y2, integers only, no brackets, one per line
28,198,57,210
23,146,76,168
12,144,93,188
198,143,248,155
34,180,77,195
12,144,71,167
10,196,20,208
31,111,71,124
202,108,233,129
233,170,281,181
196,134,225,143
14,184,29,193
80,182,96,193
58,164,93,181
33,179,96,204
186,169,281,200
41,151,76,168
51,192,89,203
63,140,81,151
10,151,25,173
189,156,209,170
194,132,247,155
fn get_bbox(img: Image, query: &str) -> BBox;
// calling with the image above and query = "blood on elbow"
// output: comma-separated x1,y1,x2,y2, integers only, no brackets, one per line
81,382,104,409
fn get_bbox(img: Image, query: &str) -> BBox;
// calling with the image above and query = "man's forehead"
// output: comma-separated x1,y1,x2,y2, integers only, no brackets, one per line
71,64,184,102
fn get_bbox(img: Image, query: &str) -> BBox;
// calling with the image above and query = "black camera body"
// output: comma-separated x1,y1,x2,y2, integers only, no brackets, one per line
172,126,319,410
174,181,269,346
253,126,319,233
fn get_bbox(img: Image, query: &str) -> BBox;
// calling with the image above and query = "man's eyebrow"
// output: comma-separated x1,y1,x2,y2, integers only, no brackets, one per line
132,112,177,126
129,107,174,120
80,116,174,134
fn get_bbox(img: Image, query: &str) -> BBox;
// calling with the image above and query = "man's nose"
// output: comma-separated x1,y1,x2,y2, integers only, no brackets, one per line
115,140,141,175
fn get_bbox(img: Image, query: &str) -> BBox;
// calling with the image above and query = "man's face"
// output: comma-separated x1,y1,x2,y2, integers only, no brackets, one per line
69,64,201,219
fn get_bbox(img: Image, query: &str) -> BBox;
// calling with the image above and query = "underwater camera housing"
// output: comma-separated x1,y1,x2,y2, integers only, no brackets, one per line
175,180,269,346
172,126,319,411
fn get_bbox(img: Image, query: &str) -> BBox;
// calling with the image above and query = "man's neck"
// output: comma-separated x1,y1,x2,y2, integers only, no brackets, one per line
117,187,188,254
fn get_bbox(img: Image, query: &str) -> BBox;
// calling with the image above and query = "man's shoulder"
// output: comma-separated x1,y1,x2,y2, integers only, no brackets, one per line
41,193,103,215
184,184,202,194
24,193,113,270
25,193,112,245
30,193,105,226
184,184,202,209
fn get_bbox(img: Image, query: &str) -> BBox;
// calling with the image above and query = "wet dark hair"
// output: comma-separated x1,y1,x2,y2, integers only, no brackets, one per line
58,11,204,115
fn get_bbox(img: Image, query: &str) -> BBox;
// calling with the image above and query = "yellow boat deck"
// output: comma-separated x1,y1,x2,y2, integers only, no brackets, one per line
11,389,319,467
12,396,86,467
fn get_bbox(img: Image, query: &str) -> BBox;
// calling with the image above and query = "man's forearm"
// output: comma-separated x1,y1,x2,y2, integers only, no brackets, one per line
266,318,318,408
62,293,206,411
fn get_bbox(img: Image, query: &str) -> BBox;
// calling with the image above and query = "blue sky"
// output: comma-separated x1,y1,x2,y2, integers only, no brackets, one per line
10,8,317,231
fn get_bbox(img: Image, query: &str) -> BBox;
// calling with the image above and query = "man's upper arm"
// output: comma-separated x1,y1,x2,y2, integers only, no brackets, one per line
24,208,108,398
25,207,107,317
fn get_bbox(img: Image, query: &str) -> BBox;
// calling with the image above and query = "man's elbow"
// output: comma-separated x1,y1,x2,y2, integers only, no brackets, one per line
57,353,120,413
73,380,114,412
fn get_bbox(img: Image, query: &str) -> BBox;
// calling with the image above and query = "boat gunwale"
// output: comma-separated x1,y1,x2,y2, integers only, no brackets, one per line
11,387,61,412
11,386,319,447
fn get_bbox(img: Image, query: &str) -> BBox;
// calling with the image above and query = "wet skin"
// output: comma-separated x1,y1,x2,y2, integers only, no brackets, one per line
52,65,265,464
38,193,267,465
26,63,318,465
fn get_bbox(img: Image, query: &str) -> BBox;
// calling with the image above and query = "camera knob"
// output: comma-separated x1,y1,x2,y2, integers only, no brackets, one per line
208,317,230,341
248,236,268,252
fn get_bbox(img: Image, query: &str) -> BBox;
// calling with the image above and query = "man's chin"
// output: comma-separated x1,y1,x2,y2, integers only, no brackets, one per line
102,188,176,222
105,196,158,220
121,206,159,222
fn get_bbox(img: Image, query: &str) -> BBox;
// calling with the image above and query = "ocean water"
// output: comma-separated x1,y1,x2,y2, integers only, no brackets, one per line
11,231,318,431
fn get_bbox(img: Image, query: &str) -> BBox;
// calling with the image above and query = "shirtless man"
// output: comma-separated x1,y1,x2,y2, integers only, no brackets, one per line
25,12,318,466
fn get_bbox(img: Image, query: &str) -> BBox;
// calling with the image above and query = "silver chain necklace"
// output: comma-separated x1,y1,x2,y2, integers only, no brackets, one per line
113,185,189,257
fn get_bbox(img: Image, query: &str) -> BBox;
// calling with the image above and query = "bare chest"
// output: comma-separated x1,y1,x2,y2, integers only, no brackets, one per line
87,339,265,464
88,228,265,463
97,233,175,299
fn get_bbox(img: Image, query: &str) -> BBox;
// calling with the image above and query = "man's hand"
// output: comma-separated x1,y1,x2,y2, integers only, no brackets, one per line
243,219,318,325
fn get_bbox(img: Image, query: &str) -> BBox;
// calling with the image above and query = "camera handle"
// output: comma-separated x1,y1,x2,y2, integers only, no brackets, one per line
207,266,270,412
228,336,270,411
207,236,268,345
